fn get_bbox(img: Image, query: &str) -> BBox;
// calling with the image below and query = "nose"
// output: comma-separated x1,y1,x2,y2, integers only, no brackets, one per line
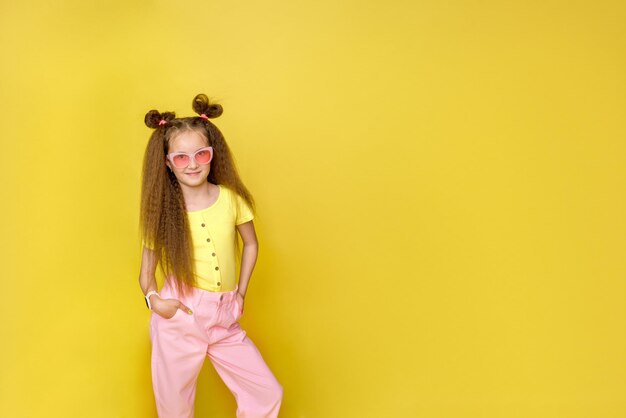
187,156,199,169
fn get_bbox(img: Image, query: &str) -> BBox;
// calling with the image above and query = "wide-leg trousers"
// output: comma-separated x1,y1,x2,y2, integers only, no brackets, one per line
149,281,283,418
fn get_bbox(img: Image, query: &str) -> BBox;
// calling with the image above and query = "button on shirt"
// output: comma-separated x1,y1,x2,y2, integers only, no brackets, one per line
143,184,254,292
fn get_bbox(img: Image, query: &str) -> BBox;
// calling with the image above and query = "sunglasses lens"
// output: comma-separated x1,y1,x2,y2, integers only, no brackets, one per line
195,149,212,164
172,154,190,168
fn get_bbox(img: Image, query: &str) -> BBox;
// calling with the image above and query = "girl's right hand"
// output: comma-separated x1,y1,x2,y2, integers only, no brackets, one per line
151,296,193,319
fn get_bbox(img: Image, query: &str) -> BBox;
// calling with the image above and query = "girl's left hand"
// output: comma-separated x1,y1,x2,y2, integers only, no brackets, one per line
236,292,245,316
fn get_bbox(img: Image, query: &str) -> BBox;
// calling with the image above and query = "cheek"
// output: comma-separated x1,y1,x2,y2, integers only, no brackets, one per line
168,165,186,179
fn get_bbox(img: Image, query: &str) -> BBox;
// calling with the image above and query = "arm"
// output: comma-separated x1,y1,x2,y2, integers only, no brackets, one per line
138,246,192,317
139,246,159,298
236,220,258,299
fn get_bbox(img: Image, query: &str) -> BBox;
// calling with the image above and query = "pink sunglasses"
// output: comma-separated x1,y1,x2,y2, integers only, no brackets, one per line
166,146,214,169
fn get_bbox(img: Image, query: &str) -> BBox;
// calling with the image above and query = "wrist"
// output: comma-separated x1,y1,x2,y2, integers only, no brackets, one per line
145,290,160,310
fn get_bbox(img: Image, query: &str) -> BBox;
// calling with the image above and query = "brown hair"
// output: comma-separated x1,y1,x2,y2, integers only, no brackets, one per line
140,94,255,296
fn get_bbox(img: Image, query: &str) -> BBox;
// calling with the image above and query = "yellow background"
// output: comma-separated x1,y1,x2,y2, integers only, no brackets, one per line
1,1,624,417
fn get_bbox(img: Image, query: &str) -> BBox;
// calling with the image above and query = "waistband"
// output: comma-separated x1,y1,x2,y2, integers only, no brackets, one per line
195,283,239,302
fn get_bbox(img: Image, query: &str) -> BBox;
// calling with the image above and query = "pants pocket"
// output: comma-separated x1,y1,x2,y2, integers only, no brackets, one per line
223,297,241,328
231,296,242,323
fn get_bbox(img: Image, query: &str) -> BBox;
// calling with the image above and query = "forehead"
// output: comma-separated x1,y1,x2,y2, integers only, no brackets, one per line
168,129,208,152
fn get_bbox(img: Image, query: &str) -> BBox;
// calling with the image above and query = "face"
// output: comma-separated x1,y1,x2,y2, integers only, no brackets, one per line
165,130,213,189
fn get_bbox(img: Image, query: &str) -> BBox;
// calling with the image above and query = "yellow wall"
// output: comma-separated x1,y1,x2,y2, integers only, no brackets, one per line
0,1,624,417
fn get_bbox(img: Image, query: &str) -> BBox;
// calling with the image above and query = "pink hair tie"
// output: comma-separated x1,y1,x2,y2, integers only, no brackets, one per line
199,114,208,120
158,119,167,126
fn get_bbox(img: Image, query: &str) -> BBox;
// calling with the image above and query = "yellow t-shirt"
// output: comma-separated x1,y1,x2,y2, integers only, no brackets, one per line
143,184,254,292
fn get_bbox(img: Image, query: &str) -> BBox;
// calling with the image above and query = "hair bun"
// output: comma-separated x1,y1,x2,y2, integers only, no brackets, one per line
144,110,176,129
192,94,223,118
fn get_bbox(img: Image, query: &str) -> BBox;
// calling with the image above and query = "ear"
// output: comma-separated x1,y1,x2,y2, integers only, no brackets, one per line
165,157,172,171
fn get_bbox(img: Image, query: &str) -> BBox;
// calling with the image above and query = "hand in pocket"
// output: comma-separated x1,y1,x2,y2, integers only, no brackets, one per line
152,297,193,319
235,292,245,317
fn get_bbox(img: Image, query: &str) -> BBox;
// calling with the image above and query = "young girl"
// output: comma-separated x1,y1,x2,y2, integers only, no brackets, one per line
138,94,283,418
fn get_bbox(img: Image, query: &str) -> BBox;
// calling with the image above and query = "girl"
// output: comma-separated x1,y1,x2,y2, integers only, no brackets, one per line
138,94,283,418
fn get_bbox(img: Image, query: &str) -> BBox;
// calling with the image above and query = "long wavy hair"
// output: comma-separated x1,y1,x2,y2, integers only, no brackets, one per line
140,94,255,296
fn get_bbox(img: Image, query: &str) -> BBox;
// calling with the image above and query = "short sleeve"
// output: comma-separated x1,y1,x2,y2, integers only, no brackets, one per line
235,192,254,225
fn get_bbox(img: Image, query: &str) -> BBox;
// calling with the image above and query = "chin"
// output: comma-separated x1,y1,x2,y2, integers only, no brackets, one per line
188,179,209,187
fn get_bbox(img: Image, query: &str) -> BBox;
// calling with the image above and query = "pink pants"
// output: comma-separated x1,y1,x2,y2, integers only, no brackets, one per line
149,281,283,418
